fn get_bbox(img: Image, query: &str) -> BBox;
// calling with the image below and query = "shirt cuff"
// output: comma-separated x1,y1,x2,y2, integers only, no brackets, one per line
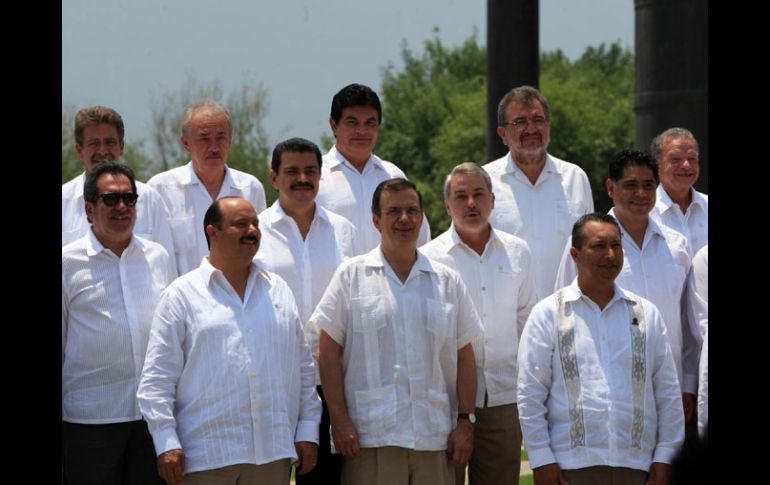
682,374,698,394
151,426,182,456
527,446,557,469
295,419,320,445
652,445,679,464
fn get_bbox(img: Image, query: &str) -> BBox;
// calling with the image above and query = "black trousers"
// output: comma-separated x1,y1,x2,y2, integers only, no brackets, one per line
296,386,342,485
62,420,164,485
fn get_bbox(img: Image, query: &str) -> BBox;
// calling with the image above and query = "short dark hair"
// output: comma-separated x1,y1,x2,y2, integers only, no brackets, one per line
497,85,551,126
83,162,137,204
75,106,125,146
608,149,659,184
371,178,422,216
271,137,323,172
571,212,622,250
330,83,382,124
203,196,247,249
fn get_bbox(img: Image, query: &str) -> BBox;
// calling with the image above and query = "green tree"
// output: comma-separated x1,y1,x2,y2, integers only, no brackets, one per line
375,35,634,235
149,74,276,204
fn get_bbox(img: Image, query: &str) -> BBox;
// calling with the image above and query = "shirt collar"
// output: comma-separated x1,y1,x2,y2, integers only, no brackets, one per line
607,207,666,242
198,256,269,287
655,185,707,214
363,245,437,275
327,145,384,172
267,199,329,226
447,223,500,253
184,161,236,190
84,228,144,257
563,279,637,308
504,152,560,176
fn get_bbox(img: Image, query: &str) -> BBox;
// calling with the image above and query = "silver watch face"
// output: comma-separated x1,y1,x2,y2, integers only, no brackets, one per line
468,413,477,424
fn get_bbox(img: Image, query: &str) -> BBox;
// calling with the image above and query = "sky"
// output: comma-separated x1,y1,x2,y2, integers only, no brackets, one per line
62,0,633,157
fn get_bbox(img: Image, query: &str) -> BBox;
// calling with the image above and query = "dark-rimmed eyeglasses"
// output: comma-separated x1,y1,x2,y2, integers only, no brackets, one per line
97,192,139,207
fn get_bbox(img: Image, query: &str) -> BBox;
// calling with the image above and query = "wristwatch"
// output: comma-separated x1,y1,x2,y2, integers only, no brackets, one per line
457,412,476,424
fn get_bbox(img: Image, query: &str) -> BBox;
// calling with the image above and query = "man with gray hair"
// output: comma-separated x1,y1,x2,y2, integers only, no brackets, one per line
148,101,267,275
649,127,708,255
62,105,178,276
421,162,536,485
483,85,594,301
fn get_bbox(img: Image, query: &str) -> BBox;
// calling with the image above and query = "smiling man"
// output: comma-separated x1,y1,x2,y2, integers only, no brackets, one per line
483,86,594,301
649,128,708,255
316,83,431,254
62,105,177,275
554,150,698,433
138,196,321,485
62,162,173,485
148,101,267,275
518,213,684,485
254,137,358,485
312,178,482,485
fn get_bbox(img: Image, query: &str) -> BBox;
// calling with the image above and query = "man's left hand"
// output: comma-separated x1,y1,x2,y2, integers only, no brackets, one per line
447,420,474,465
293,441,318,476
646,462,671,485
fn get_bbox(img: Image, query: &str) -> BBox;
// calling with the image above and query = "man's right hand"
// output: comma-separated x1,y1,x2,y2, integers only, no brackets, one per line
533,463,569,485
331,418,360,458
157,448,185,485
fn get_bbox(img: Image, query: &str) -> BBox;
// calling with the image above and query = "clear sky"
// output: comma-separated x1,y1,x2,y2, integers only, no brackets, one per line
62,0,633,156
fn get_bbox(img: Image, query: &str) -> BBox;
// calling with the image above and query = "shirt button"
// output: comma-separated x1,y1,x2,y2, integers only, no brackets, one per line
482,286,486,291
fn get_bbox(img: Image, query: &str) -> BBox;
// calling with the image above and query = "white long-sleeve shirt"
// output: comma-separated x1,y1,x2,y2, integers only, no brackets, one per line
311,248,483,451
483,152,594,300
686,245,708,342
651,186,708,256
137,258,321,474
62,231,173,424
316,145,430,254
517,282,684,472
62,173,178,277
254,201,358,383
147,162,267,276
420,225,536,407
553,210,696,393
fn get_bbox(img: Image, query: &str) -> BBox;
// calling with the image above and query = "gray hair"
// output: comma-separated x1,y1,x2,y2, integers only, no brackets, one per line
650,127,699,160
443,162,493,200
497,85,551,126
181,101,233,137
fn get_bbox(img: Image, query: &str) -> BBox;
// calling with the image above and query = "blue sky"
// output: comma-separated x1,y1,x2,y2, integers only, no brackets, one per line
62,0,633,155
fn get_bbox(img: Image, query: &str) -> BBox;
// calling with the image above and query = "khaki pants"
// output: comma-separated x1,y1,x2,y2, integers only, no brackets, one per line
454,403,522,485
342,446,454,485
183,459,291,485
562,466,647,485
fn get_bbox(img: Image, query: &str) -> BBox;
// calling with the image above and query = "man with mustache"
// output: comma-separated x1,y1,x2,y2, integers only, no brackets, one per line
138,196,321,485
649,128,708,256
148,101,267,275
312,178,482,485
554,150,698,434
483,86,594,301
62,105,177,275
316,83,431,254
62,162,174,485
518,213,684,485
421,162,536,485
254,137,358,485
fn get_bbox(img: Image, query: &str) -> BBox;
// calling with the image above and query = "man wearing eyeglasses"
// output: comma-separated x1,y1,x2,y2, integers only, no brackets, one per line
316,83,431,254
483,86,594,301
62,105,178,276
62,162,175,485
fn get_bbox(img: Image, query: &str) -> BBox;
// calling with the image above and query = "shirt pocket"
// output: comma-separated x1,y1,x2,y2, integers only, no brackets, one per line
168,216,196,253
426,388,452,436
351,296,386,334
426,299,455,344
353,384,397,438
490,200,522,235
554,200,583,236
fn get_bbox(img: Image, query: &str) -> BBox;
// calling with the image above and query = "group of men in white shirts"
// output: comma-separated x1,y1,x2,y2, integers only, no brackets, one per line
62,83,707,485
